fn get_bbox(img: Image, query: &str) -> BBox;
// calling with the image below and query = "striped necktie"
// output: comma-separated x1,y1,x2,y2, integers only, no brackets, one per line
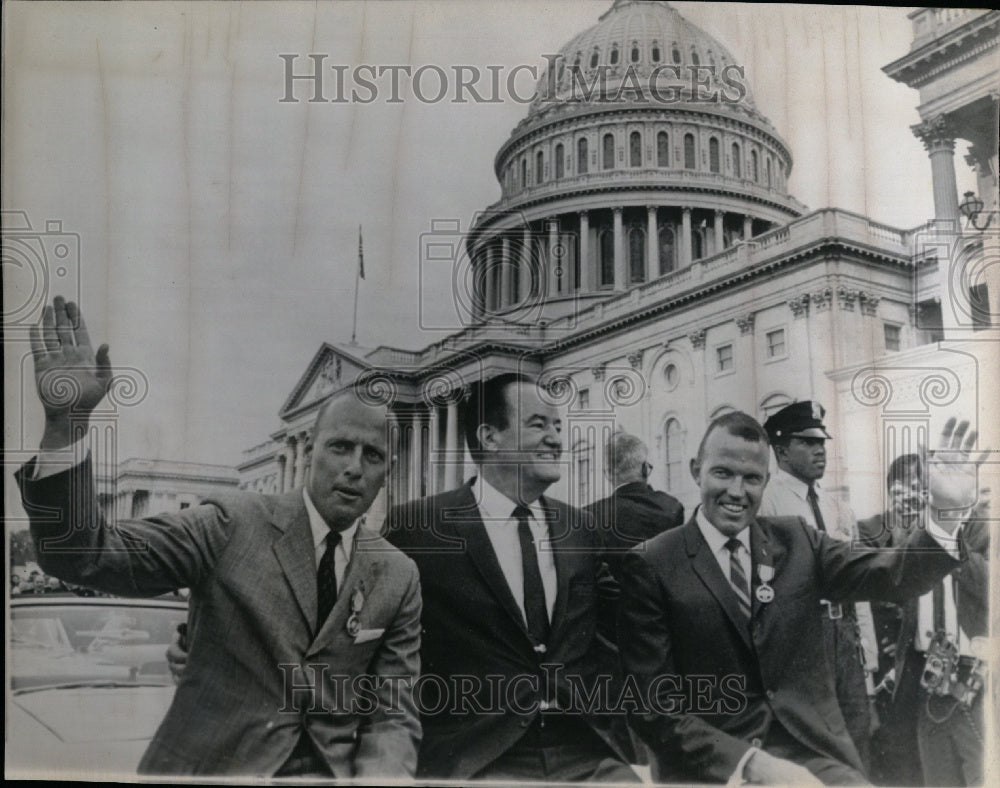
725,537,752,619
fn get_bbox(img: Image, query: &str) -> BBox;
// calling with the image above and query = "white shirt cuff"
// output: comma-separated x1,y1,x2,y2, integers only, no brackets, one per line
32,437,90,480
925,515,965,559
727,745,759,787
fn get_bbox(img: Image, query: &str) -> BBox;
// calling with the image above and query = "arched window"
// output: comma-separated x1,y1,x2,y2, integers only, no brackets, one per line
751,150,759,182
628,225,645,284
602,133,615,170
598,228,615,287
577,137,589,174
629,131,642,167
692,227,704,260
760,393,793,419
709,137,720,173
590,48,600,69
631,42,640,63
732,142,742,178
691,50,700,66
657,131,669,167
672,45,681,64
520,158,527,189
651,42,661,62
610,44,619,65
658,225,676,275
555,143,564,180
765,157,772,188
536,150,544,184
684,133,695,169
664,418,683,493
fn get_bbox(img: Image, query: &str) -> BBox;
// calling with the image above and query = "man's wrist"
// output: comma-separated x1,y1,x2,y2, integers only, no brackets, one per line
40,415,91,451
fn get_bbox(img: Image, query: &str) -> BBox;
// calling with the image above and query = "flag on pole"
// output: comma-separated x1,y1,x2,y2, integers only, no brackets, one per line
358,225,365,279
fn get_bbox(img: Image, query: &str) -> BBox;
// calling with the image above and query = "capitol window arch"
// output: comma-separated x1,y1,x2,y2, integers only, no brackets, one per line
732,142,742,177
577,137,589,174
602,133,615,170
590,48,600,69
651,41,661,62
751,150,759,182
631,41,640,63
692,226,705,260
536,150,544,184
658,225,676,274
629,131,642,167
691,49,700,66
628,225,646,284
684,133,696,169
598,228,615,287
521,157,527,189
657,131,669,167
610,44,619,66
672,44,681,64
555,143,564,179
663,417,685,493
760,393,793,419
709,137,720,173
765,157,772,188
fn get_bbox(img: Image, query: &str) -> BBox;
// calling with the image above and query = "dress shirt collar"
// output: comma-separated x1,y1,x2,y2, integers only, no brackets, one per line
771,465,821,501
695,505,750,556
476,475,547,528
302,488,359,561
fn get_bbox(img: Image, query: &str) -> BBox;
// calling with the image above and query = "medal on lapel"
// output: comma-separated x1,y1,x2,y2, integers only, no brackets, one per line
346,585,365,637
755,564,775,603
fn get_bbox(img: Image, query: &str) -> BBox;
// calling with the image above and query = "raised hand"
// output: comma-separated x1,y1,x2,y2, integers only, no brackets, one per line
924,417,988,521
29,297,112,449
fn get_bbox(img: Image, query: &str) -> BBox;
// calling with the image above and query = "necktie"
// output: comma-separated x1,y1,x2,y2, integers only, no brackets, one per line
725,537,752,619
317,532,342,626
513,505,550,647
806,483,827,532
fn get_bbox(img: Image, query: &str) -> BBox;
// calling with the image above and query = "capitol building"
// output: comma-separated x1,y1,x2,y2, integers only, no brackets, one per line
239,2,999,519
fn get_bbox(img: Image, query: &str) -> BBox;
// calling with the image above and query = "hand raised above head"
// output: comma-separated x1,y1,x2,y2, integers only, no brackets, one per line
923,417,990,521
29,297,112,447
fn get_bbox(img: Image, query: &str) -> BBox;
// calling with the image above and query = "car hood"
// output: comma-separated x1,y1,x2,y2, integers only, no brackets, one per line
7,684,175,777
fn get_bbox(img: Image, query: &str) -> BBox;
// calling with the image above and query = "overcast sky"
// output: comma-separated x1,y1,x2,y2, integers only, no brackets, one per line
3,1,979,485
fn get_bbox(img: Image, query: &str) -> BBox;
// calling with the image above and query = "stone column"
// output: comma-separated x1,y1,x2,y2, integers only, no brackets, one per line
282,446,295,492
680,207,692,268
445,401,462,488
428,406,440,494
578,211,590,292
613,207,625,290
913,116,960,223
522,222,533,301
713,210,723,254
409,414,424,500
646,206,658,279
743,214,753,241
293,432,308,488
548,219,560,297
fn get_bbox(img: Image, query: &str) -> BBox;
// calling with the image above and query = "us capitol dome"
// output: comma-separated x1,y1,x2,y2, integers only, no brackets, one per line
467,0,808,322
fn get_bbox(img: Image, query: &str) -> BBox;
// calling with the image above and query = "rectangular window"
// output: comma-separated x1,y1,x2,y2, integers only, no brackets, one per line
883,323,901,352
576,388,590,410
716,343,733,372
766,328,786,358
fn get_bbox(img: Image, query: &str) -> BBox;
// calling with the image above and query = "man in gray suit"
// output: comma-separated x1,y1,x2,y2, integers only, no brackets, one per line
16,297,422,777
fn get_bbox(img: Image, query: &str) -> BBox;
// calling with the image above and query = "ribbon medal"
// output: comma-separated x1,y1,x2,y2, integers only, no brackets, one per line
755,564,775,604
346,586,365,637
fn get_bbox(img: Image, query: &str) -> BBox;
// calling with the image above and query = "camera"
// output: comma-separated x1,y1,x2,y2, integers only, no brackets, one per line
2,211,81,337
920,630,959,695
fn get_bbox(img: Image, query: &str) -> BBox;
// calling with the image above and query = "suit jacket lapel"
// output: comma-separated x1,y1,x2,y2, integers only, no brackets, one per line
271,491,318,637
448,486,532,640
684,517,753,652
310,532,382,652
541,497,575,642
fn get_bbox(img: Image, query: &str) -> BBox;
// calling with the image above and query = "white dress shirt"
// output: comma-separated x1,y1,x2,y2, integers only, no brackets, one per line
302,489,359,592
696,506,752,595
475,477,558,623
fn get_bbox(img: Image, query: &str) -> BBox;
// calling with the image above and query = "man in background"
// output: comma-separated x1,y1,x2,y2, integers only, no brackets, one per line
759,400,878,772
586,431,684,582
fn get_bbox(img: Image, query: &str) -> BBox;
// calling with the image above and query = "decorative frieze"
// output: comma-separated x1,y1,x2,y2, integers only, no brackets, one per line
837,287,859,312
811,288,833,312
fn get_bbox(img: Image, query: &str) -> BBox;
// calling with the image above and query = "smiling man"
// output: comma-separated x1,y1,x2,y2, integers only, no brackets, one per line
618,411,984,785
384,372,637,782
16,297,422,777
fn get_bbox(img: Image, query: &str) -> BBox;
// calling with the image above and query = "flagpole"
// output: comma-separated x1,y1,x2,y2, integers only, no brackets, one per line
351,224,362,345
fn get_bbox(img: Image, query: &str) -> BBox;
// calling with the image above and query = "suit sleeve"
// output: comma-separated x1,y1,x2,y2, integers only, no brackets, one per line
618,549,751,782
16,455,231,595
813,519,961,604
952,519,989,637
353,559,423,778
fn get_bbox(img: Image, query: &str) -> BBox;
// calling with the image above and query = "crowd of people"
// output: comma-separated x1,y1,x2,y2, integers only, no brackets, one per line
16,296,989,785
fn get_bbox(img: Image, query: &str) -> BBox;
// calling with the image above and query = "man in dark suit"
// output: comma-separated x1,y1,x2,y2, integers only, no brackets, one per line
385,372,638,782
860,454,988,787
16,297,422,777
618,411,982,785
586,431,684,581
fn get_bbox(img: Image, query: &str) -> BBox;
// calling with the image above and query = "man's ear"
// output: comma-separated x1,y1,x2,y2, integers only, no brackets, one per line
689,457,700,483
476,423,496,453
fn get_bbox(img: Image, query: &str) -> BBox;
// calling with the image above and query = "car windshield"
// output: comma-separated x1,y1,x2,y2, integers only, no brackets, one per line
11,602,187,691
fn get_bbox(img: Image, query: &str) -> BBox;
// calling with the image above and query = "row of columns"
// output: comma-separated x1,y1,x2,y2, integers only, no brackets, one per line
276,431,310,493
476,207,761,313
